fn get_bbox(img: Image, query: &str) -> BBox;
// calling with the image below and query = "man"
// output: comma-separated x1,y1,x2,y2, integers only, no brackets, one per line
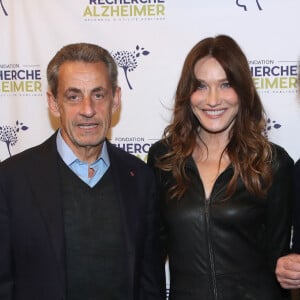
276,159,300,290
0,43,165,299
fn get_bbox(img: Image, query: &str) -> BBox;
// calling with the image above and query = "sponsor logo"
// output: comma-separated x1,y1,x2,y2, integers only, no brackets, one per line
83,0,166,22
0,0,8,16
0,64,43,97
236,0,263,11
249,59,298,94
112,45,150,90
112,136,154,162
0,120,28,157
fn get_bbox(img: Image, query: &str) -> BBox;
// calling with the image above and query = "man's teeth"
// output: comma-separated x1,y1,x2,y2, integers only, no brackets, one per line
79,124,97,128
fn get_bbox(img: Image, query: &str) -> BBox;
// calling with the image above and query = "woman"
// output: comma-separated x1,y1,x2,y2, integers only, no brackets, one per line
148,35,293,299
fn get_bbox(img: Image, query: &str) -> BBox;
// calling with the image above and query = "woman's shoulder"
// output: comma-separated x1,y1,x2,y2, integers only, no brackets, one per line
295,158,300,168
147,139,171,167
149,139,170,156
293,158,300,177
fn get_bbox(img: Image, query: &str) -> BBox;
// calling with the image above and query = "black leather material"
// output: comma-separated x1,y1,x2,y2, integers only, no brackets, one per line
148,141,293,300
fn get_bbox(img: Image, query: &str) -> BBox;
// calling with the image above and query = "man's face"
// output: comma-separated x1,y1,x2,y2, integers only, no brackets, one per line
48,61,120,159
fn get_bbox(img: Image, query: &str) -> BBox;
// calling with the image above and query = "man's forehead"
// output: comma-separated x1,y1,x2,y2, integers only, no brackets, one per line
59,61,108,77
58,61,110,90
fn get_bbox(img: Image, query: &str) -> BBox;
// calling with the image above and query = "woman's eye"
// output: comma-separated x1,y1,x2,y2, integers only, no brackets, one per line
197,82,206,90
221,82,231,88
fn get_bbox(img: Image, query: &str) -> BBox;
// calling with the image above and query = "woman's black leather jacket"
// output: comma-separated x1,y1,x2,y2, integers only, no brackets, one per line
148,141,293,300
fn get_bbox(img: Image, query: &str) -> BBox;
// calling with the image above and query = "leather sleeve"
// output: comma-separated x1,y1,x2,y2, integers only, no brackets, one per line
147,142,169,262
139,166,166,300
266,146,294,270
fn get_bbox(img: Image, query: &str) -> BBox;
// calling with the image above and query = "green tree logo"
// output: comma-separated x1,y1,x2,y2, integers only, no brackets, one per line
0,121,28,157
112,45,150,90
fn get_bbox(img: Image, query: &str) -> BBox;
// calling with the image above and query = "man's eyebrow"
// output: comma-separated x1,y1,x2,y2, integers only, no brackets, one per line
91,86,106,93
64,87,82,94
64,87,106,93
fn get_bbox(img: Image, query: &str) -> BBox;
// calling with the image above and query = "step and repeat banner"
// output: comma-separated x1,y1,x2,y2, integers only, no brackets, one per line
0,0,299,296
0,0,299,164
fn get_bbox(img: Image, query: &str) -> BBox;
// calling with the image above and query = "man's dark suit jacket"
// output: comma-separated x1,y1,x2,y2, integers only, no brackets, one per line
0,132,165,300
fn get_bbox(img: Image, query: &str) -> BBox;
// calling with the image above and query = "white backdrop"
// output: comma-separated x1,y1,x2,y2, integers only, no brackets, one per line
1,0,299,296
0,0,299,163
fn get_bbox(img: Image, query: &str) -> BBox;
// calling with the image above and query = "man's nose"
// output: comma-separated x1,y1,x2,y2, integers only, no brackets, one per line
80,96,96,117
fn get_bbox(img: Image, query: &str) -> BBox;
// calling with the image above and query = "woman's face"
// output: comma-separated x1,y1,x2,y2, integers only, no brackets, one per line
190,56,239,137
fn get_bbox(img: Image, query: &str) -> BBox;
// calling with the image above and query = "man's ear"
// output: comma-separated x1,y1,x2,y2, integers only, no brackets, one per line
47,91,60,118
112,86,121,113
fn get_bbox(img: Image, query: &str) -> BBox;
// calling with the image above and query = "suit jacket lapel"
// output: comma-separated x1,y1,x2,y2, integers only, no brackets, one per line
107,142,142,259
28,133,66,287
107,142,138,299
108,143,135,248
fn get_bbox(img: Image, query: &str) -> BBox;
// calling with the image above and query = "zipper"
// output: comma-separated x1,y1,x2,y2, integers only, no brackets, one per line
187,158,230,300
204,180,228,300
204,195,218,299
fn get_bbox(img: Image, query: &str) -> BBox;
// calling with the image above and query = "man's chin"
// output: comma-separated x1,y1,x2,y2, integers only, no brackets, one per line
75,138,105,148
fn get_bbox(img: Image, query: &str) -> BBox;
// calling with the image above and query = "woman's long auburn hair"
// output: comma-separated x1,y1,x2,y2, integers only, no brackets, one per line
156,35,273,200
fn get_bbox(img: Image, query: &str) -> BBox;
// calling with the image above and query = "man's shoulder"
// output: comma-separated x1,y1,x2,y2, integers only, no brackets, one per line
0,133,56,171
